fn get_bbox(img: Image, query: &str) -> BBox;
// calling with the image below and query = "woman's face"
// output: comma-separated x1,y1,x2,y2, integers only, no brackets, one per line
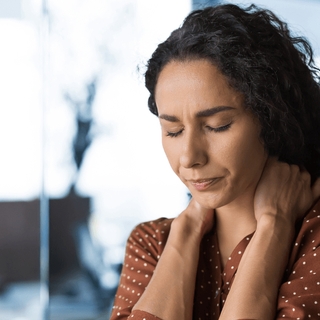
155,59,268,209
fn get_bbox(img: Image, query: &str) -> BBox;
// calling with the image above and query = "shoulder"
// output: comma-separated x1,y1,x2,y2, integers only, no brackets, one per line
132,218,173,238
284,197,320,274
126,218,174,259
277,199,320,317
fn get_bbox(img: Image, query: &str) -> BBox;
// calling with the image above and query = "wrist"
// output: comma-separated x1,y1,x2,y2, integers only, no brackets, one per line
171,213,204,245
256,213,295,242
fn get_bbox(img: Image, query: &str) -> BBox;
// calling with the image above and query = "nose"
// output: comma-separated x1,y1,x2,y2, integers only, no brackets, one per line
180,131,208,168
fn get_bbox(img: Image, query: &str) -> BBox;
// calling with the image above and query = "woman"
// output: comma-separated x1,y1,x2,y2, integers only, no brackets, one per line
110,4,320,319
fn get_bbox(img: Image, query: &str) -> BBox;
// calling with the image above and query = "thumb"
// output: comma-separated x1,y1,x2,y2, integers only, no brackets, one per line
311,177,320,201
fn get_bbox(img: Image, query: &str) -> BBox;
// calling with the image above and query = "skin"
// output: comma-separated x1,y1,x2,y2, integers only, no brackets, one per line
156,59,268,263
132,59,320,319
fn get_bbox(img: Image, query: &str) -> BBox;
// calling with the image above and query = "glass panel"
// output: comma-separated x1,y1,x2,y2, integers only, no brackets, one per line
45,0,190,319
0,0,45,319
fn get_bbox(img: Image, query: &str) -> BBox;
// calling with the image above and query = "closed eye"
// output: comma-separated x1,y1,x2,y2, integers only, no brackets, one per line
206,122,232,133
166,129,184,137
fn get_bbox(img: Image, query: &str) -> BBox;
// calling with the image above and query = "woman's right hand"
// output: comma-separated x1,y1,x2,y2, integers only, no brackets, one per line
131,197,213,320
172,197,214,243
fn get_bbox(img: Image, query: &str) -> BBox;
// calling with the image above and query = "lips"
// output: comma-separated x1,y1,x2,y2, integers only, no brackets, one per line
189,178,220,191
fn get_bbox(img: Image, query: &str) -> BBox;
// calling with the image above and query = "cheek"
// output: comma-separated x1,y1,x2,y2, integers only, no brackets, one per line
228,133,267,183
208,127,266,178
162,140,181,175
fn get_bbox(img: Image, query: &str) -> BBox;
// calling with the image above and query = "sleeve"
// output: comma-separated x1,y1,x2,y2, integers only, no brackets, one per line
110,218,171,320
276,204,320,319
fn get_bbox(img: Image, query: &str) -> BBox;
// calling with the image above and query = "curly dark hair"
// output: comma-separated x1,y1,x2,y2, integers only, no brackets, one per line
145,4,320,180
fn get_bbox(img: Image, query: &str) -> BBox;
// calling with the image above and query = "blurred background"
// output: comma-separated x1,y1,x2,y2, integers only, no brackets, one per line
0,0,319,319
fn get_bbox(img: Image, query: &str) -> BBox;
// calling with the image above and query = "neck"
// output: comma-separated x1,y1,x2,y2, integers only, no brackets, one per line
214,194,257,267
215,200,257,237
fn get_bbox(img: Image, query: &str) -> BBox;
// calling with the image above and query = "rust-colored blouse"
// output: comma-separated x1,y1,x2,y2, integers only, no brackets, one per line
110,200,320,319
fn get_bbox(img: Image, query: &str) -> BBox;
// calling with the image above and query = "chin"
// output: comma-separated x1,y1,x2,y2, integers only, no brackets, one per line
194,192,228,209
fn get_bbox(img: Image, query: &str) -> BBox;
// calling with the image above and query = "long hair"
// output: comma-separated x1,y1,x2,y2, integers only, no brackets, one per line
145,4,320,180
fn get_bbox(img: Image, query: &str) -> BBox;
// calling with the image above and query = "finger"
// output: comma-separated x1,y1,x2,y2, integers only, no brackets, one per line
265,156,278,168
300,169,311,184
311,177,320,200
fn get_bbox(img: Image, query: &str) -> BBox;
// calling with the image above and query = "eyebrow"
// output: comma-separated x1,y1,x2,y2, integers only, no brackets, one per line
159,106,235,122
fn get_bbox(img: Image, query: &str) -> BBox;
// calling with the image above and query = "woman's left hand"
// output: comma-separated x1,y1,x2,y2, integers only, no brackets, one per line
254,157,320,225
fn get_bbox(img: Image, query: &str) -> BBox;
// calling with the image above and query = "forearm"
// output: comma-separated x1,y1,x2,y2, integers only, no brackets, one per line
133,217,202,320
220,216,295,320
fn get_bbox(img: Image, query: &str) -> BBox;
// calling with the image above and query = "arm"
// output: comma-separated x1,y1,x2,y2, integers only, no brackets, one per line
110,219,168,320
133,199,213,320
277,202,320,318
220,215,294,320
111,200,214,320
220,159,320,320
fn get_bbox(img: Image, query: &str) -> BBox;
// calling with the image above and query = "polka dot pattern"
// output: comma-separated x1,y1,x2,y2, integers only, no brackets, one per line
110,218,171,319
277,201,320,318
110,200,320,319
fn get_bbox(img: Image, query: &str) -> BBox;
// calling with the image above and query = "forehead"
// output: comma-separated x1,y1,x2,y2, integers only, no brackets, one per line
155,59,244,114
